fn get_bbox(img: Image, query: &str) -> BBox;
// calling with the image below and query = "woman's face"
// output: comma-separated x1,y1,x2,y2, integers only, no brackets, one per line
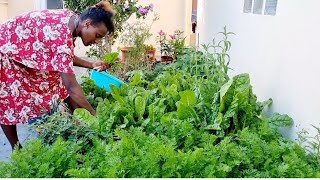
80,20,108,46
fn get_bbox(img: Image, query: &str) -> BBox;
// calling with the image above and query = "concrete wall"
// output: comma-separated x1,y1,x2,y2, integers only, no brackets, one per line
197,0,320,139
7,0,36,18
0,0,8,23
0,0,36,23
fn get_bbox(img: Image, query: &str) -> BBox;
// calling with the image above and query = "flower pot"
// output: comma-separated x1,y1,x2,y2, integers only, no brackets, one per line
145,49,156,61
121,47,133,62
161,55,174,62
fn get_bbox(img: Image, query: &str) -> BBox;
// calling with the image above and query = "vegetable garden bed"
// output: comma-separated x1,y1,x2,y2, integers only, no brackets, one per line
0,32,319,178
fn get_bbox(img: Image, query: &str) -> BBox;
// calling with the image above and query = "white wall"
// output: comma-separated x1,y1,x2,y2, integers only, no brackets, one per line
197,0,320,140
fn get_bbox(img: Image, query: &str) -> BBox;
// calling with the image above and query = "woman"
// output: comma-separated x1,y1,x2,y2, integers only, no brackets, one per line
0,1,115,149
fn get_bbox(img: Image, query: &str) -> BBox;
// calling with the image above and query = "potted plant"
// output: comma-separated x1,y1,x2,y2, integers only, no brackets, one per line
119,21,152,62
157,29,186,62
143,44,156,61
102,21,155,80
120,47,133,62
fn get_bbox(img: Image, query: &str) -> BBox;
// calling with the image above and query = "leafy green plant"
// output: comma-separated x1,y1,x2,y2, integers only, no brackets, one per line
143,44,156,50
31,112,95,145
120,21,152,48
2,27,320,178
0,137,81,178
102,52,119,65
157,29,186,59
201,26,234,75
297,125,320,173
81,76,110,108
111,20,157,79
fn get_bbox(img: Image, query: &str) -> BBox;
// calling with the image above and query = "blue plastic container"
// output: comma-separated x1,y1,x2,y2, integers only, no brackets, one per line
90,70,125,92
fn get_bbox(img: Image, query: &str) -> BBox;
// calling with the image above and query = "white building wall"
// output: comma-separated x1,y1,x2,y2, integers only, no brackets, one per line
198,0,320,139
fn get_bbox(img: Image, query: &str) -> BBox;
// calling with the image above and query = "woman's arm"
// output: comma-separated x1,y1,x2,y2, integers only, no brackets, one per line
60,72,96,116
73,56,110,71
73,56,94,69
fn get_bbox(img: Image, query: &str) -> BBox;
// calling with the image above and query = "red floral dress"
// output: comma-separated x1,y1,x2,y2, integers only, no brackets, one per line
0,9,77,125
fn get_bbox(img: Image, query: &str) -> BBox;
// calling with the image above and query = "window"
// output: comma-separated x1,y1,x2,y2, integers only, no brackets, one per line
264,0,278,15
37,0,64,10
253,0,264,14
243,0,278,16
243,0,253,13
47,0,63,9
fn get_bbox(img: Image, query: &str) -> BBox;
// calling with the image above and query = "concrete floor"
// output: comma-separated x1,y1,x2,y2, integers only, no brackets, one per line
0,124,38,162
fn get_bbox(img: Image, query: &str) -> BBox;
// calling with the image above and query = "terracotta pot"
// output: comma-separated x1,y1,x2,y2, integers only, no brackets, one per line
121,47,132,62
145,49,156,61
161,55,174,62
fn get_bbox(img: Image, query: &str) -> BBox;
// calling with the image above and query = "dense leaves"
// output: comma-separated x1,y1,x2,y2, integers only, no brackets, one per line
1,32,319,177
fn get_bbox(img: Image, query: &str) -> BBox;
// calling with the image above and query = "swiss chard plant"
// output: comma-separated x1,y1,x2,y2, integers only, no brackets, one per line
102,52,119,65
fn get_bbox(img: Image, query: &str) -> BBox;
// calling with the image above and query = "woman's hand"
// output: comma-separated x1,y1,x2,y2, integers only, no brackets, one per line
60,72,96,116
92,61,111,71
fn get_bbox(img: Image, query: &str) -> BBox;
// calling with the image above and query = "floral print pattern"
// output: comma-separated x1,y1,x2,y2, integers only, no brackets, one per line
0,9,77,125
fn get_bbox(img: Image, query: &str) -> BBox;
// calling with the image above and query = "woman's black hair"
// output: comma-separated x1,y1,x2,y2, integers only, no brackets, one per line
79,6,115,34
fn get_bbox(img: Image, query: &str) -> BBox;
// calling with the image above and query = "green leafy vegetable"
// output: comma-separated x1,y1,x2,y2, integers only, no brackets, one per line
103,52,119,65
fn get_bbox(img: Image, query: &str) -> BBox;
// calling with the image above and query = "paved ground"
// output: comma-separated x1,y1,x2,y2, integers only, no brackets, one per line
0,67,88,162
0,124,38,162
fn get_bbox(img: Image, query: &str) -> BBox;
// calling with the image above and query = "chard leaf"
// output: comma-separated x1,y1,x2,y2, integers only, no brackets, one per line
223,95,239,130
74,108,99,130
119,117,129,129
210,92,220,123
102,52,119,64
179,90,197,106
135,96,146,120
112,94,126,106
96,99,113,133
199,81,219,104
105,115,116,133
96,99,111,118
256,98,273,114
110,84,121,95
233,74,250,95
148,104,156,122
148,98,166,122
177,102,200,124
213,112,224,130
167,84,179,100
220,78,233,102
130,72,142,86
219,79,234,112
268,113,293,128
